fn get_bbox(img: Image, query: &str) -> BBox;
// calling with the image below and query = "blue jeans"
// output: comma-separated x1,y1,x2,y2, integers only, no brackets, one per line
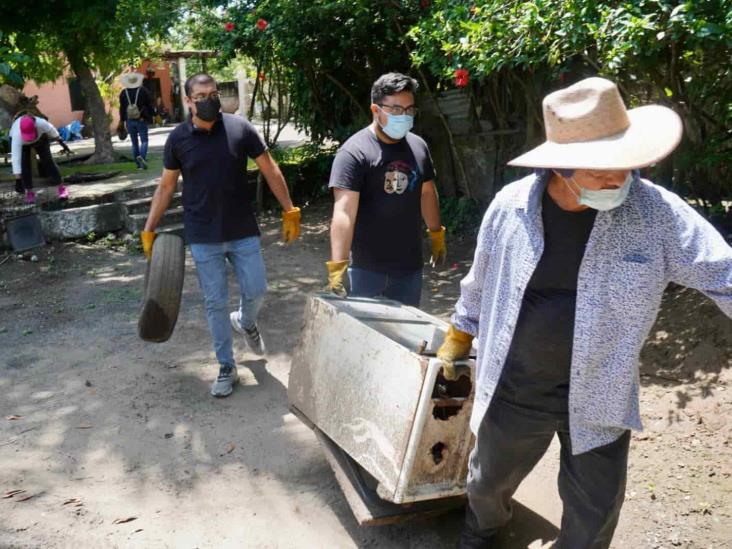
126,119,148,165
348,267,422,306
190,237,267,367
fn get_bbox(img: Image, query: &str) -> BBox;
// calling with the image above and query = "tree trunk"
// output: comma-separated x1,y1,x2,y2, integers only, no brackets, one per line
66,50,115,164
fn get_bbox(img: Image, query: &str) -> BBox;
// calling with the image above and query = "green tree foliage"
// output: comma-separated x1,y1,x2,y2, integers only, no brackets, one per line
0,33,32,88
0,0,182,162
191,0,426,142
409,0,732,207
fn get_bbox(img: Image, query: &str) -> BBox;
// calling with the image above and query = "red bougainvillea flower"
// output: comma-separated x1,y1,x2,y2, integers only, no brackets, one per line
420,0,430,8
258,72,266,81
454,68,470,88
224,22,235,32
256,18,268,31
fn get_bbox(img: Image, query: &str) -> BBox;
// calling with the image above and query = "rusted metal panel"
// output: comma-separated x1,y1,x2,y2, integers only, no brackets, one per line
288,295,475,504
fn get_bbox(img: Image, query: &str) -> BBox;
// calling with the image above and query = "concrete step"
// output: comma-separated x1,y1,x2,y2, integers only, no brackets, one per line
113,179,182,202
113,182,160,202
126,206,184,233
124,192,182,215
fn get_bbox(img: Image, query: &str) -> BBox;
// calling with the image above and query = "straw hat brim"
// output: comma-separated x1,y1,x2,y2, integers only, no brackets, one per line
120,72,144,89
508,105,683,170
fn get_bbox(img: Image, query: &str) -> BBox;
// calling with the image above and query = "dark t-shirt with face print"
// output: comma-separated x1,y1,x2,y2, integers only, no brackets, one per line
328,127,436,274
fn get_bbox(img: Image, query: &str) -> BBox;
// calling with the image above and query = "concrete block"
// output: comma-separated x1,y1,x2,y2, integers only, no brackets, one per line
39,202,124,239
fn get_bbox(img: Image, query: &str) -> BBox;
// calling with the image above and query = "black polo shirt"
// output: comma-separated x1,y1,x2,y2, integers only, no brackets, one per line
163,113,267,244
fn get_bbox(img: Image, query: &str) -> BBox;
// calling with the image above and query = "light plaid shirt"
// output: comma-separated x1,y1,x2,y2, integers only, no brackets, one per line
453,172,732,454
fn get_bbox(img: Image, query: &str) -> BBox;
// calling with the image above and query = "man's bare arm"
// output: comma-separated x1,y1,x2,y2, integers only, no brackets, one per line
330,188,359,261
421,180,441,231
144,168,179,232
253,151,295,211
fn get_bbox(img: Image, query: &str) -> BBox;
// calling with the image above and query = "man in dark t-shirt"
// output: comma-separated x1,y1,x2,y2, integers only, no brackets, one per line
142,73,301,398
326,72,446,306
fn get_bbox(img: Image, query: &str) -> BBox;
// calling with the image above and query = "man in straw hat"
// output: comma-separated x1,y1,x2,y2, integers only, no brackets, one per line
119,72,153,170
436,77,732,547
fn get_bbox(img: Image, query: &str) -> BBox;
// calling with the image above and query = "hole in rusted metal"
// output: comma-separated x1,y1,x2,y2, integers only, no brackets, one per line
432,400,463,420
432,373,472,420
432,373,472,399
431,442,447,465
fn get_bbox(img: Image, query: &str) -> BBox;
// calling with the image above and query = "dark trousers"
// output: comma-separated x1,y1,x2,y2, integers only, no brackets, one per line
20,136,62,190
462,399,630,549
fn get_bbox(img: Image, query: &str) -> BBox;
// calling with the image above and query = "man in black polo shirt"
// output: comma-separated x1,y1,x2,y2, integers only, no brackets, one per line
326,72,446,306
142,73,301,398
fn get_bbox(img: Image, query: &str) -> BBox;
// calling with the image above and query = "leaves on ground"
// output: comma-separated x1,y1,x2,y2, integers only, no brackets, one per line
112,516,137,524
62,498,83,507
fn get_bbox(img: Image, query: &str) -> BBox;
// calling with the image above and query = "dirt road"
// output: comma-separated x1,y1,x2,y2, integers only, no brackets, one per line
1,203,730,548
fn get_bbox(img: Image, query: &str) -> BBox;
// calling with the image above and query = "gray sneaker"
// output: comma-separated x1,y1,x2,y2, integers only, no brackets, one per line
230,312,266,356
136,155,148,169
210,363,239,397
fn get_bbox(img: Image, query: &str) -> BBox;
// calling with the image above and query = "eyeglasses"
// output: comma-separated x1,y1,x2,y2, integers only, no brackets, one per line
377,103,418,117
190,92,220,102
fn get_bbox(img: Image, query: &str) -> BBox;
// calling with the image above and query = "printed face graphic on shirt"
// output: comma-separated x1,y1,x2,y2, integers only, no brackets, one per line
384,160,416,195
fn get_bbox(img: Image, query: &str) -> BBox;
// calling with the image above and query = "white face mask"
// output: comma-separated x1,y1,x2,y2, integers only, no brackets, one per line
564,172,633,211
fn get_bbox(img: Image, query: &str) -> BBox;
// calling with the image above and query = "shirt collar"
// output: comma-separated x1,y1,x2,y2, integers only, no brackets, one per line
509,170,549,212
187,112,223,134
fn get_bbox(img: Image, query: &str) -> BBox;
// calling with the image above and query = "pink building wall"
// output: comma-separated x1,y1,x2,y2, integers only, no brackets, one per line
23,76,85,129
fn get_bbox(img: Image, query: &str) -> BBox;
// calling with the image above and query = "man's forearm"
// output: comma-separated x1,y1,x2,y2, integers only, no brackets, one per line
264,168,295,212
421,183,442,231
330,214,354,261
144,182,176,232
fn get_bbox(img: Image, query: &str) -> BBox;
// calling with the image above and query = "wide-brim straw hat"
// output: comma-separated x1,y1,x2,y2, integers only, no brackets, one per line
120,72,144,89
508,77,683,170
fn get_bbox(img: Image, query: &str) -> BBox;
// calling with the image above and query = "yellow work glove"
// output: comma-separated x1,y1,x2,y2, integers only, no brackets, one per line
141,230,157,260
428,226,447,267
282,207,301,244
436,324,474,380
326,260,349,297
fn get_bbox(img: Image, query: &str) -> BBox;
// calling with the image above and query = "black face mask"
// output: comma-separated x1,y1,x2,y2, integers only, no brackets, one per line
194,97,221,122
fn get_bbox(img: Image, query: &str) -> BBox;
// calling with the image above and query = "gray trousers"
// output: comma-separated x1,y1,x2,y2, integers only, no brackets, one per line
462,399,630,548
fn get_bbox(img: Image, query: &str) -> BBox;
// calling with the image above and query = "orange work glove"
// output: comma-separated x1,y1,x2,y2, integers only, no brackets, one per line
326,260,349,297
428,225,447,267
436,324,474,380
282,207,301,244
141,230,157,260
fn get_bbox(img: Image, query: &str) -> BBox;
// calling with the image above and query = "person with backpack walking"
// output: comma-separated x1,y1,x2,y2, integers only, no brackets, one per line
119,72,153,170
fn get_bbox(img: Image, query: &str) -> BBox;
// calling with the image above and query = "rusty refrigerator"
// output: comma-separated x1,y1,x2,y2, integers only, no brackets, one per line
288,295,476,520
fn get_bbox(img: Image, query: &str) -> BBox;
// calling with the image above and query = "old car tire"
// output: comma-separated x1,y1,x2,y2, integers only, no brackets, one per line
138,233,185,342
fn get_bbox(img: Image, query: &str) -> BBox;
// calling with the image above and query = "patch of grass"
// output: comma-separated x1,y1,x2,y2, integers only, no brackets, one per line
59,154,163,177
